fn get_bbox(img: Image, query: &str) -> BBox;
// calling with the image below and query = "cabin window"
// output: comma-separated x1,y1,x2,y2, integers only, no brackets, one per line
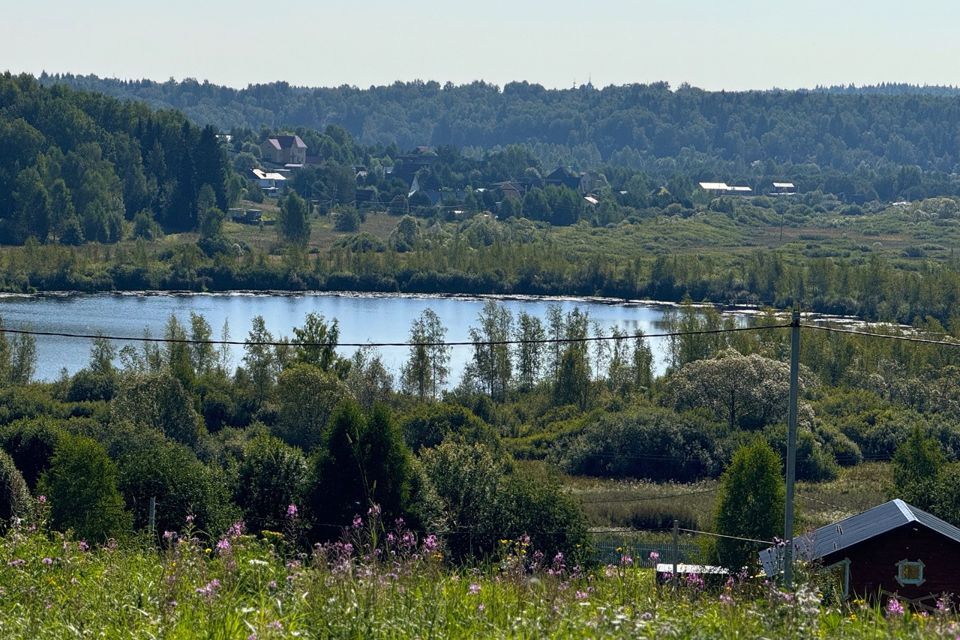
825,559,850,601
895,559,925,586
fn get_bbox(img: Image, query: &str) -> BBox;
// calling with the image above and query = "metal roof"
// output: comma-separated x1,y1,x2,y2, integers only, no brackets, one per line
759,499,960,576
699,182,730,190
773,182,795,188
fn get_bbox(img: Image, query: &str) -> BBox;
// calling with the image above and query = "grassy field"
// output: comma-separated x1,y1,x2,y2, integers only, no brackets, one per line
2,497,955,639
572,464,891,533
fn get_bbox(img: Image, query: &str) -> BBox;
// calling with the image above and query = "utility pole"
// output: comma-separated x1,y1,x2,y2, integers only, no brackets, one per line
783,308,801,589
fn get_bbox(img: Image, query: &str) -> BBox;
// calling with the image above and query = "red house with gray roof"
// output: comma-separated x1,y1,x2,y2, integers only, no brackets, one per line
760,499,960,610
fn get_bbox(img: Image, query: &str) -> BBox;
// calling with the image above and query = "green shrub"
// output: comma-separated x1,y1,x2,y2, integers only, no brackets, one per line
561,408,723,481
117,438,238,537
40,435,131,542
235,435,308,534
272,364,348,451
0,450,30,530
0,417,65,490
399,403,499,452
712,438,784,572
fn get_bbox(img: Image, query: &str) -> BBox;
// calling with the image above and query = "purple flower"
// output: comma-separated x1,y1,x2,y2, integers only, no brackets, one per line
469,583,481,595
649,551,660,563
620,554,634,567
368,504,381,518
352,515,363,529
162,530,176,542
268,580,278,590
7,559,25,568
575,590,589,600
37,495,47,504
886,597,904,616
195,579,221,598
185,514,195,524
216,538,231,553
227,521,245,538
77,540,89,552
720,593,734,605
287,503,298,518
424,534,439,553
41,557,53,565
477,603,485,613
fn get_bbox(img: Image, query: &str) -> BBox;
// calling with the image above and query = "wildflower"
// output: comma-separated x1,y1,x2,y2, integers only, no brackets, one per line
77,540,89,552
368,504,381,518
7,559,25,568
477,603,485,613
268,580,278,590
185,514,195,524
469,583,481,595
649,551,660,563
37,495,47,504
352,515,363,529
162,530,176,542
216,538,231,553
227,521,245,538
42,557,53,565
575,590,589,600
287,503,298,518
720,593,734,605
195,579,221,598
620,554,633,567
886,597,904,616
686,572,704,589
268,621,283,631
424,534,439,553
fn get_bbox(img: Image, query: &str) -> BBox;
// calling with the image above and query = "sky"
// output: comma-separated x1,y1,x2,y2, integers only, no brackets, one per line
3,0,960,91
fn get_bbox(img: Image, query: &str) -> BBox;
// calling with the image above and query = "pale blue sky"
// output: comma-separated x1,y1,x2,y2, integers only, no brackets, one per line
3,0,959,90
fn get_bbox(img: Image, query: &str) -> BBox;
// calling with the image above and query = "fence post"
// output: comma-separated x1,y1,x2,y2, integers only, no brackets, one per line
783,308,801,589
148,496,157,538
672,519,679,589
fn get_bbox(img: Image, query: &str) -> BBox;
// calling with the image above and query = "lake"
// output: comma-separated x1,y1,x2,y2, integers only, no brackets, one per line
0,292,730,384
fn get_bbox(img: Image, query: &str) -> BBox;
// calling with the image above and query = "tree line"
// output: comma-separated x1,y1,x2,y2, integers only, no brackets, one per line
0,73,236,246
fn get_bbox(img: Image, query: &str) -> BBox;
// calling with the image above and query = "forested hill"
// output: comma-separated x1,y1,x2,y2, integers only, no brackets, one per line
40,73,960,171
0,73,232,245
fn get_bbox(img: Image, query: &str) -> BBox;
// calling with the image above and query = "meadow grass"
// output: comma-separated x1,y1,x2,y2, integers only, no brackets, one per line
1,497,956,639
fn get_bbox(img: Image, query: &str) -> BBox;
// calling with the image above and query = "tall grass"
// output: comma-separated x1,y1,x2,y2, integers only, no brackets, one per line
0,498,957,638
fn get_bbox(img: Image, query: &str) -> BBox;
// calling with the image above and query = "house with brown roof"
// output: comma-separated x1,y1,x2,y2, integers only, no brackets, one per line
261,135,307,165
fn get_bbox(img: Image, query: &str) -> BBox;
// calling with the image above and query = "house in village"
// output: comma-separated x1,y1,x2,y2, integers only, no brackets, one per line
545,166,583,192
250,168,287,195
699,182,753,196
261,135,307,166
760,499,960,610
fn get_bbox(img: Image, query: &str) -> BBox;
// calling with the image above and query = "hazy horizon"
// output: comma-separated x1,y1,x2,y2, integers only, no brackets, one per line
4,0,960,92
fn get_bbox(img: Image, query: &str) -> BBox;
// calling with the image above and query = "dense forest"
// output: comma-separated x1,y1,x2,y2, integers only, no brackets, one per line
41,74,960,176
0,73,235,245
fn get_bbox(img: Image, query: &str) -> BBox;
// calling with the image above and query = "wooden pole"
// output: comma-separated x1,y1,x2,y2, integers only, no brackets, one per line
783,308,801,589
672,519,679,589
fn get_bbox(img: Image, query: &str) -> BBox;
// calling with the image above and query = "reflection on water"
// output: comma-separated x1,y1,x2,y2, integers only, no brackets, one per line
0,292,735,383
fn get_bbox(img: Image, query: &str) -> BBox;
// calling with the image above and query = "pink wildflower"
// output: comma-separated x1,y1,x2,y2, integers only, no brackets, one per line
886,597,904,616
37,495,46,504
352,515,363,529
41,557,53,565
424,534,439,552
185,514,195,524
287,503,298,518
216,538,231,553
77,540,89,552
469,583,481,595
649,551,660,563
227,521,245,538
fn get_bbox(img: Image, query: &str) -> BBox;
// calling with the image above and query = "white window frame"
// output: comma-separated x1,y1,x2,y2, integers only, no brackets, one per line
895,559,925,587
825,558,851,600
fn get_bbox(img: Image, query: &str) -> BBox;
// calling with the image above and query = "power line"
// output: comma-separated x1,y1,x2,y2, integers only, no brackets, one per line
0,322,792,349
677,528,774,545
801,323,960,347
